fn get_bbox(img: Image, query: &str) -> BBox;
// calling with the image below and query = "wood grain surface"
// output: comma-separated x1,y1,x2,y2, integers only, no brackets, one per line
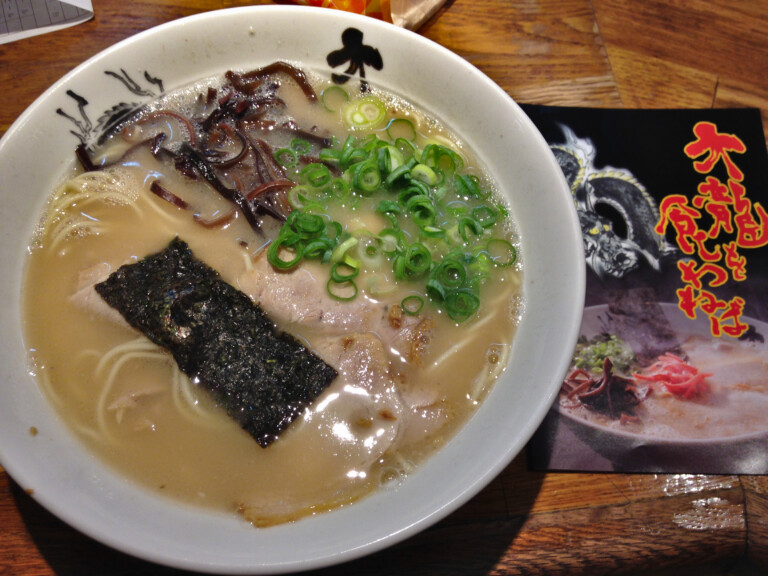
1,1,767,574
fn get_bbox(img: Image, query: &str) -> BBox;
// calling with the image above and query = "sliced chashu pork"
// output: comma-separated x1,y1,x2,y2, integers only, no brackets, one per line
237,252,434,366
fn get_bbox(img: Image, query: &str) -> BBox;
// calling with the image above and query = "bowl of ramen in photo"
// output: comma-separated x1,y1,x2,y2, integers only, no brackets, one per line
0,6,584,574
555,303,768,474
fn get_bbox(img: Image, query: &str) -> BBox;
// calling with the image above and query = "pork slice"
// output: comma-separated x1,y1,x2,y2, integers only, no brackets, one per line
69,262,128,326
308,332,405,465
239,332,406,526
238,252,434,364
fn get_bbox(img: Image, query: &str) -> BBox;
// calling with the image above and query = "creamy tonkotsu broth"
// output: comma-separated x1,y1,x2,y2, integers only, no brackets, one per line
23,64,522,526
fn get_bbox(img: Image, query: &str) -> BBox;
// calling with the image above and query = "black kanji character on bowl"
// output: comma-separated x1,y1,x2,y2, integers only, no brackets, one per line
327,27,383,86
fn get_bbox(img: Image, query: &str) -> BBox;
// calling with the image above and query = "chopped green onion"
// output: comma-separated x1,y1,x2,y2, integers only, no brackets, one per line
352,161,381,193
410,163,439,186
331,261,359,282
290,138,312,155
378,228,404,254
486,238,518,267
472,204,499,228
320,85,349,113
291,212,325,237
405,195,436,228
287,184,311,209
458,217,485,241
446,200,469,216
454,173,488,199
261,106,514,323
342,96,387,130
420,225,446,239
401,295,425,315
329,177,350,199
402,242,432,278
366,273,396,295
319,148,342,164
444,290,480,322
300,201,328,216
301,163,332,188
267,235,303,270
397,185,425,207
274,148,298,168
377,145,404,175
385,157,418,187
376,200,402,225
327,278,358,301
330,236,359,264
395,137,417,160
303,238,332,259
422,143,463,174
355,234,385,270
432,258,467,290
386,118,417,141
341,144,368,167
425,277,446,301
427,258,466,302
325,221,343,241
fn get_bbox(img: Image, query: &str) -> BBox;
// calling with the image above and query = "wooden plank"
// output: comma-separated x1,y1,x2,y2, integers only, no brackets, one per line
592,0,768,94
742,476,768,571
604,46,718,109
715,78,768,149
421,0,621,106
323,475,746,576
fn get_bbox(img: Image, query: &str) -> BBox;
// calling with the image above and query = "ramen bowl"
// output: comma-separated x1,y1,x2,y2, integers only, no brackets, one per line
0,6,584,574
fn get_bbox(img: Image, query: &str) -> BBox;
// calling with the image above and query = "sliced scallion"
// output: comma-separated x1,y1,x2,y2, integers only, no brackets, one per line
444,290,480,322
410,163,439,186
353,161,381,193
486,238,518,267
267,235,303,270
386,117,417,141
301,163,332,189
458,217,485,241
290,138,311,155
327,278,358,301
342,96,387,130
274,148,298,168
472,204,499,228
401,294,425,315
320,85,349,113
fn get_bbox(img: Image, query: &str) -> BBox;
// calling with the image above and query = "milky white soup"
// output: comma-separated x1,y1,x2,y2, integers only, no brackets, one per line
23,65,522,526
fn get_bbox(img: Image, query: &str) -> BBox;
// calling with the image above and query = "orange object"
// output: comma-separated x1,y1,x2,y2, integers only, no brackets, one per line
275,0,393,23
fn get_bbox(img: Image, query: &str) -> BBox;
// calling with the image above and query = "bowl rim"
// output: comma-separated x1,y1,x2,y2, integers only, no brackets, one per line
0,6,585,573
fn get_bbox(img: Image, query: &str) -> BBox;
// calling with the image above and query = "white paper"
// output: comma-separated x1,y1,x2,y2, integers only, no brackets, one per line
1,0,93,45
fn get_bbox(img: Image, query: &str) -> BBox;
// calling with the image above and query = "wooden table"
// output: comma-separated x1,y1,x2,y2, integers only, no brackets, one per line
2,1,767,574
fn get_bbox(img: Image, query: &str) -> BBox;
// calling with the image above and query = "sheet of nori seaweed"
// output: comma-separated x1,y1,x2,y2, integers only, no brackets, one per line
94,237,338,447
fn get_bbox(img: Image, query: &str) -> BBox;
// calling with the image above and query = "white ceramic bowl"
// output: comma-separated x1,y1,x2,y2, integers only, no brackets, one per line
0,6,584,574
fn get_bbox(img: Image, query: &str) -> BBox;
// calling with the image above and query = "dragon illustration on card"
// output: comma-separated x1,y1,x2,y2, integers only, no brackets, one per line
550,124,678,279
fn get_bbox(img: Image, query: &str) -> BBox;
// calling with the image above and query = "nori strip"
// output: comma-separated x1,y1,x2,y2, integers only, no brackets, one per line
94,237,337,447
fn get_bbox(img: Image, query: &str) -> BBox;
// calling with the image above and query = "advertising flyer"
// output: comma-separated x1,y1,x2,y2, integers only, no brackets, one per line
523,105,768,474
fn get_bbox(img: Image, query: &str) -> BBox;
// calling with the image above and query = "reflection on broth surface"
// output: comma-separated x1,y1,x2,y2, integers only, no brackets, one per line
23,63,522,526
